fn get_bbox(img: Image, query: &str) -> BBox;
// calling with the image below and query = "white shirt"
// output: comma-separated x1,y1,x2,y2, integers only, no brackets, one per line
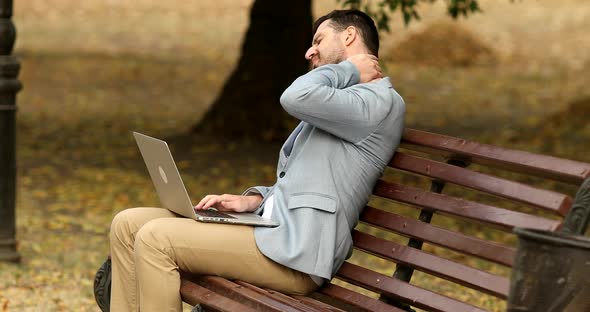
261,194,274,220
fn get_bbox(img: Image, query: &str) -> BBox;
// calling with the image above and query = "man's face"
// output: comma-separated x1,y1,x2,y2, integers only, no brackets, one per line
305,20,346,69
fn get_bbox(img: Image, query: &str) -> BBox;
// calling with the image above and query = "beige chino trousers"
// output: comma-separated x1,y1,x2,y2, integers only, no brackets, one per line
109,207,318,312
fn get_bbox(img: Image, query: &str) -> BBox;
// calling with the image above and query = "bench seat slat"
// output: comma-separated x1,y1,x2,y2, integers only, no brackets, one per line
337,262,488,312
291,293,349,312
402,128,590,185
316,283,406,312
361,206,515,266
179,278,258,312
234,281,326,312
390,153,572,216
352,230,510,298
373,180,561,231
195,276,305,312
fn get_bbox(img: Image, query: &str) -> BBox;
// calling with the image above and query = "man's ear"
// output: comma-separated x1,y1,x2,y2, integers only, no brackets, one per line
343,26,357,46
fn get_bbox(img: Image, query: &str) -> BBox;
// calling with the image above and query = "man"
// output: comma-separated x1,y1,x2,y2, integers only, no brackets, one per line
108,9,405,311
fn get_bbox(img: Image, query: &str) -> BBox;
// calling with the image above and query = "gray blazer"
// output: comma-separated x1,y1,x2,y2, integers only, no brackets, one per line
243,60,405,281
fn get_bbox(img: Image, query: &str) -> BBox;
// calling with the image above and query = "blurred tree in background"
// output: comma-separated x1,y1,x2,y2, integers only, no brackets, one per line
195,0,481,140
193,0,313,141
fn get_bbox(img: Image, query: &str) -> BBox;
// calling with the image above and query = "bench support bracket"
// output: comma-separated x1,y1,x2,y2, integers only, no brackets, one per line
380,158,469,311
562,177,590,235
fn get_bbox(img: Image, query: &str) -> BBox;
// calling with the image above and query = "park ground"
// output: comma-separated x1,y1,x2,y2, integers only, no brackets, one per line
1,0,589,311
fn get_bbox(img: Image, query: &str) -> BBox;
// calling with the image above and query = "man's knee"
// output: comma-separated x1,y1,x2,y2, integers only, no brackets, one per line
109,208,143,245
133,218,172,257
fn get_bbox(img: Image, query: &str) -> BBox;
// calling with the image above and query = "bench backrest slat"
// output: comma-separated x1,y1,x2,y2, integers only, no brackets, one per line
373,180,561,231
337,263,488,312
402,128,590,184
352,230,510,298
361,206,516,266
391,153,572,216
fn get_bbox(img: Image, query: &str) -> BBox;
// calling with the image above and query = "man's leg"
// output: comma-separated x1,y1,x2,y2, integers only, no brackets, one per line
134,218,318,312
109,207,177,312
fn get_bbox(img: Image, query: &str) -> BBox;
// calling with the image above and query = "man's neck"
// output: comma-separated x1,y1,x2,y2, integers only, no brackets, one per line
344,46,372,59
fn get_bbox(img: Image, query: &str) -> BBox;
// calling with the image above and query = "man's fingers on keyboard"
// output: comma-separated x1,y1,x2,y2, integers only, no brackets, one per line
200,196,220,210
202,197,219,209
195,195,211,209
196,194,218,209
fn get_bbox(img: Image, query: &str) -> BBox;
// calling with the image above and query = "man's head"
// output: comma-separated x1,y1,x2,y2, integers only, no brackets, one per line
306,10,379,69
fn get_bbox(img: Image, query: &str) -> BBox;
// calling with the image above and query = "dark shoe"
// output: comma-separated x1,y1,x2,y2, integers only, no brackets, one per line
191,305,205,312
94,257,112,312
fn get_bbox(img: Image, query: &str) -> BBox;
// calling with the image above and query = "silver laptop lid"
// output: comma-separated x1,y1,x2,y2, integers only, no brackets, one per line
133,132,196,220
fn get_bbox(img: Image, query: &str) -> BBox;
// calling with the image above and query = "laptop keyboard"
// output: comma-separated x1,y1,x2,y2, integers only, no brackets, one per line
194,209,237,219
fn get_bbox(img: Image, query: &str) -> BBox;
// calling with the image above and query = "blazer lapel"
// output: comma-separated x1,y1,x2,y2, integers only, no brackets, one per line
283,122,305,157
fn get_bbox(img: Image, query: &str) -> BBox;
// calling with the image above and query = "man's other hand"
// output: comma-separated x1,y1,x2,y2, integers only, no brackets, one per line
195,194,263,213
347,54,382,83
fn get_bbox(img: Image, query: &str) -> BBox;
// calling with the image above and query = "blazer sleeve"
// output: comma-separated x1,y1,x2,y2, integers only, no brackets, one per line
279,60,392,143
241,185,273,215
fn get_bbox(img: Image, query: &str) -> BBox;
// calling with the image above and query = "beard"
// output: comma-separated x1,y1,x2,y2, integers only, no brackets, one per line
309,53,345,70
309,40,346,70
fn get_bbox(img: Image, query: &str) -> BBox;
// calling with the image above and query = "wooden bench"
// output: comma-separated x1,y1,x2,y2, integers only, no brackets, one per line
178,128,590,312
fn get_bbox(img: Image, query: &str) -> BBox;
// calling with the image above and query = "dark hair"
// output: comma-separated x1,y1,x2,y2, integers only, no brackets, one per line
312,10,379,57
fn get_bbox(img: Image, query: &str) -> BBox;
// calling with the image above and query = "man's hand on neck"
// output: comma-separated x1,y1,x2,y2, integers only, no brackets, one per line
346,54,383,83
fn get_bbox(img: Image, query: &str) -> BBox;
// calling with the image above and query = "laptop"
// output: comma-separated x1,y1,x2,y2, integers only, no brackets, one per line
133,132,279,227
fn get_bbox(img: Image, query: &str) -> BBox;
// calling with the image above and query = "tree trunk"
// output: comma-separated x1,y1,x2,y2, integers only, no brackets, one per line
193,0,312,141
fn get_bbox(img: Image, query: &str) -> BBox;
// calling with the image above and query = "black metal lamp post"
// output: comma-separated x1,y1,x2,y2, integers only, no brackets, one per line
0,0,21,262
